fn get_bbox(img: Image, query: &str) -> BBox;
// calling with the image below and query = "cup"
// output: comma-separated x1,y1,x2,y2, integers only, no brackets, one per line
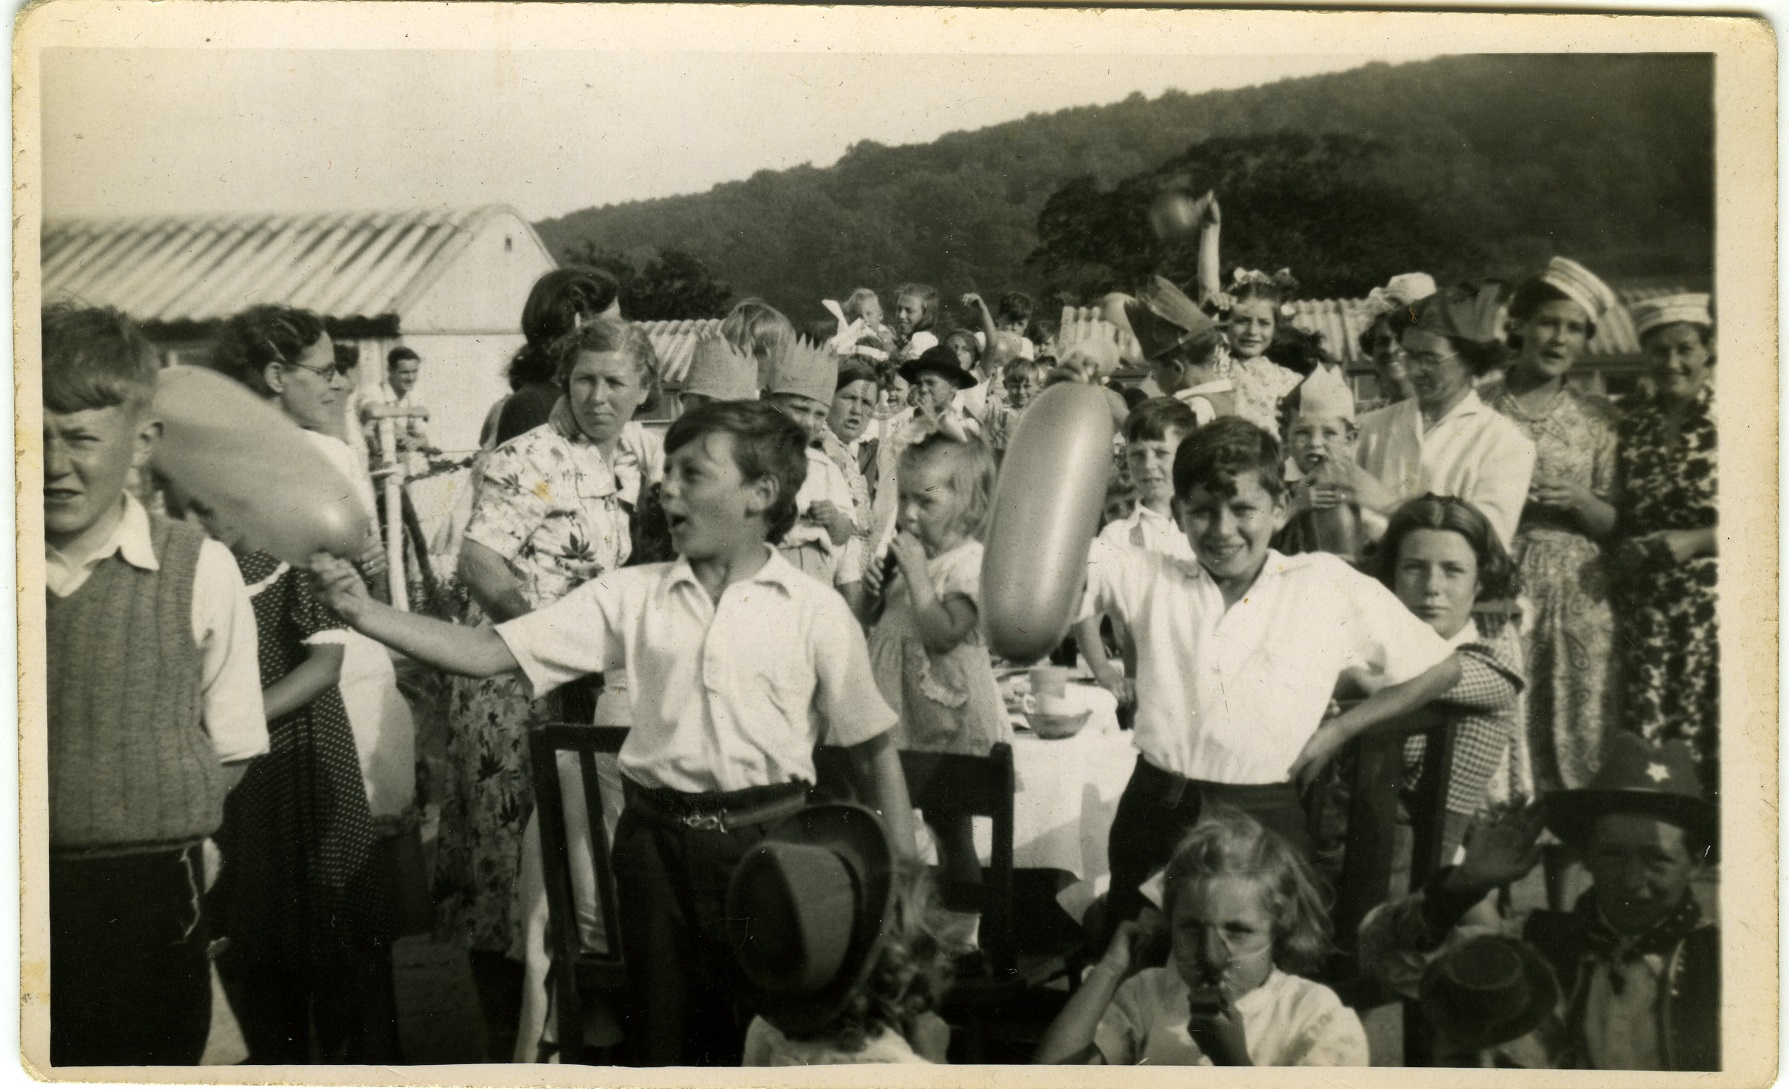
1030,665,1069,704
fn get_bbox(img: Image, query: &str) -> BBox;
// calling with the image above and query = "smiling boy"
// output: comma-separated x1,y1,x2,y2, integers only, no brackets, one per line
311,400,917,1066
1078,416,1461,929
42,305,268,1066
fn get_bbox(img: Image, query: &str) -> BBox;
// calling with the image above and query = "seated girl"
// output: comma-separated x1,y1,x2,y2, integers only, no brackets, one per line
1035,807,1367,1067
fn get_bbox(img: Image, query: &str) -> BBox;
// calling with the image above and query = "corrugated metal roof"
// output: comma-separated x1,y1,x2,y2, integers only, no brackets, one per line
635,319,724,385
1061,284,1688,372
42,206,536,329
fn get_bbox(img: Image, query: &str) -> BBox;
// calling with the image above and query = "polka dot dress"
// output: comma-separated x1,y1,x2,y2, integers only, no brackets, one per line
210,551,392,973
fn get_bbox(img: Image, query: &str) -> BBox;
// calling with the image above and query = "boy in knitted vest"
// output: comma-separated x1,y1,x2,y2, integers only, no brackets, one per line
42,305,268,1066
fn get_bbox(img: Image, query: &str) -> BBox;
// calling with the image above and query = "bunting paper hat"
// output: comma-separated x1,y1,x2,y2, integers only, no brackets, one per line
768,336,841,406
1126,275,1218,361
1537,257,1620,324
1363,272,1438,319
683,334,759,402
1412,282,1507,345
1294,365,1355,423
1631,293,1714,340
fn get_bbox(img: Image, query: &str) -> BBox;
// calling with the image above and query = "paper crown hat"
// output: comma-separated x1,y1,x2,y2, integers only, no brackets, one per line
682,334,759,402
1537,256,1620,324
1294,365,1355,422
1412,282,1507,344
1542,731,1717,860
1631,293,1714,340
768,336,841,406
725,805,896,1037
1126,276,1218,361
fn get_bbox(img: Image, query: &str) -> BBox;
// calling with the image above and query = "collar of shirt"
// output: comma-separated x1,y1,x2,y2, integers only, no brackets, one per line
1417,389,1488,433
1445,616,1482,649
46,493,157,597
661,545,799,604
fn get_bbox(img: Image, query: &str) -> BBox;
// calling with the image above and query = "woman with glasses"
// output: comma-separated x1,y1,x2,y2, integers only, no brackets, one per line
196,305,401,1062
1479,259,1623,801
1351,283,1537,552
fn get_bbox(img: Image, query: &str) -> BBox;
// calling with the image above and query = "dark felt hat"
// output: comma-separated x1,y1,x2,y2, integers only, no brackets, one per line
1420,935,1559,1054
898,344,979,389
1543,732,1717,860
1125,275,1218,361
725,804,896,1037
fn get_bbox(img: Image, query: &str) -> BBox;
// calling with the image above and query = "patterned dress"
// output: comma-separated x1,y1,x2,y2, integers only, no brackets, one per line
210,551,396,1060
868,541,1011,756
435,404,644,952
1230,356,1304,434
1483,379,1621,791
1613,386,1719,791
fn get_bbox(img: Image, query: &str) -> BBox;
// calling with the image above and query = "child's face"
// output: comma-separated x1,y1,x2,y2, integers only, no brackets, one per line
1584,812,1704,936
1392,528,1480,640
1171,875,1275,1001
887,374,911,406
897,455,968,556
915,373,957,411
858,297,884,328
43,403,158,551
894,295,926,337
1124,428,1187,510
660,431,771,562
1177,472,1287,592
828,379,878,443
946,336,978,370
770,392,830,443
1004,369,1043,410
1288,416,1356,473
1227,299,1277,360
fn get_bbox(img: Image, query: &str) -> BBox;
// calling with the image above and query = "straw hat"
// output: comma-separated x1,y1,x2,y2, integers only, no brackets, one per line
1631,293,1714,340
1537,257,1619,324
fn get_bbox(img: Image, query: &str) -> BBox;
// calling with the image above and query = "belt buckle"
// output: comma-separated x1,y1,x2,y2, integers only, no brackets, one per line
682,811,727,833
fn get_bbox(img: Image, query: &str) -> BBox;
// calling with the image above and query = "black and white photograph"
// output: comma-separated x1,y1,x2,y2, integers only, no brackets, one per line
14,4,1778,1083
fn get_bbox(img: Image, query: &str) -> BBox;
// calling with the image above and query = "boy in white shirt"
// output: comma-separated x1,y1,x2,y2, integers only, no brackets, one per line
311,400,918,1066
1080,415,1461,929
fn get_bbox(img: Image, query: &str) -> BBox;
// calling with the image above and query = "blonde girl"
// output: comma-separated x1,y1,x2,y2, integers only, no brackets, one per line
1037,807,1366,1067
863,434,1008,952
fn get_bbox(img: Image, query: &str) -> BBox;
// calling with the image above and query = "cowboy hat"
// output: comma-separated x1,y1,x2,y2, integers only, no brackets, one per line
726,803,896,1037
898,344,979,389
1420,935,1559,1054
1542,732,1717,861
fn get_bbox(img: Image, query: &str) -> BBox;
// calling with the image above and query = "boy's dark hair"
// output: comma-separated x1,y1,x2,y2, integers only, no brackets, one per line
837,361,879,391
995,291,1034,327
1372,493,1520,604
387,345,420,367
1264,326,1334,379
1123,396,1199,446
664,400,808,544
43,303,160,414
207,305,327,398
334,341,362,371
1172,416,1285,502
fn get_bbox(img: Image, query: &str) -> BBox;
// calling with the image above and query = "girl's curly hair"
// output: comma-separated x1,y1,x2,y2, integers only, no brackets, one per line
783,861,956,1053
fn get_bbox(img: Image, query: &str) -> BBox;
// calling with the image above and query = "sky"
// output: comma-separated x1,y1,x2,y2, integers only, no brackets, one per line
40,49,1427,223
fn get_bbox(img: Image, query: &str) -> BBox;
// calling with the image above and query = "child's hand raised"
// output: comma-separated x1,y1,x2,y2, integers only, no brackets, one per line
1097,919,1152,979
960,292,985,311
308,552,371,621
1186,990,1251,1066
890,532,930,584
1448,802,1546,895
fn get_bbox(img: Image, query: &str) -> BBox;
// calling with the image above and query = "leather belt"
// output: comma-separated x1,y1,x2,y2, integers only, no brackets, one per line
623,778,810,834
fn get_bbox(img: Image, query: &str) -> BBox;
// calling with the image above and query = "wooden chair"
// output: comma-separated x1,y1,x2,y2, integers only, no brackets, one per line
814,743,1078,1062
1313,702,1456,1066
528,723,631,1064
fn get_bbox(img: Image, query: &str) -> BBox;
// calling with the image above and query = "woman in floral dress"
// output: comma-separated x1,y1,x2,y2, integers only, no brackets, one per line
1612,294,1719,793
435,318,660,1011
1482,258,1623,793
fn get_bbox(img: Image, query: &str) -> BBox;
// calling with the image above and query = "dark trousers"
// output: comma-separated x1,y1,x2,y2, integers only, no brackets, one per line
610,782,802,1067
216,941,401,1064
50,844,212,1066
1106,758,1313,930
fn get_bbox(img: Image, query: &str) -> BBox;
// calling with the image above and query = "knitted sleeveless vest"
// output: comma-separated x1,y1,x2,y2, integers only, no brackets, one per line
46,515,225,848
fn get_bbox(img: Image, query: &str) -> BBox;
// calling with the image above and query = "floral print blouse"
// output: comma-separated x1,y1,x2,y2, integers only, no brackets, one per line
462,400,653,610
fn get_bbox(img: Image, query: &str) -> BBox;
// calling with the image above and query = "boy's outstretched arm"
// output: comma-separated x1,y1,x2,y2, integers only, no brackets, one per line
310,553,519,678
841,731,920,861
1288,652,1463,790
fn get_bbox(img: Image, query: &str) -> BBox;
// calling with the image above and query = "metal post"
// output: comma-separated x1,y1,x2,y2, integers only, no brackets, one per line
380,417,409,612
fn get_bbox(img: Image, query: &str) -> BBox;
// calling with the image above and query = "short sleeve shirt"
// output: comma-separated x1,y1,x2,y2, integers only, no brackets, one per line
496,549,895,792
1080,546,1450,783
1094,968,1368,1067
1097,504,1195,562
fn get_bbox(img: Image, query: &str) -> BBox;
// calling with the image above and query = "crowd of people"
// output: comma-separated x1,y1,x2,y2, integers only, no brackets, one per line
43,209,1721,1071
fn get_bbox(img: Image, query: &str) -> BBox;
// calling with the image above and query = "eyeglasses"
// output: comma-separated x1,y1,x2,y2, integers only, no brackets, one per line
283,360,347,379
1403,351,1462,372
